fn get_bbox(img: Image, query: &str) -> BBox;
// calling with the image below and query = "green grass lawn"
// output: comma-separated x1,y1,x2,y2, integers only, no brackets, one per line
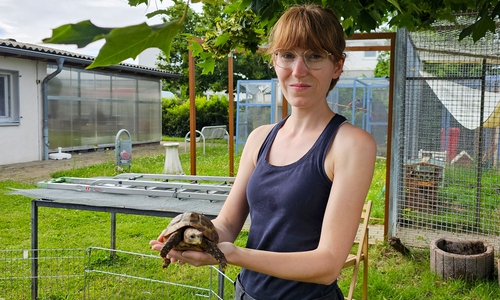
0,143,498,299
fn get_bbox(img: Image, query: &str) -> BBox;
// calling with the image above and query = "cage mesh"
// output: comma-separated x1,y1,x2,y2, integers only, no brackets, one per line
0,248,86,300
0,248,234,299
393,15,500,248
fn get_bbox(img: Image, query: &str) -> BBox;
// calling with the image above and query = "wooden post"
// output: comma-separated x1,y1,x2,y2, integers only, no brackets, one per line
228,53,235,176
188,39,197,175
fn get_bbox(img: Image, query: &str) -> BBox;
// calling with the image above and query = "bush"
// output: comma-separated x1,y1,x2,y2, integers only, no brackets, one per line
162,95,230,137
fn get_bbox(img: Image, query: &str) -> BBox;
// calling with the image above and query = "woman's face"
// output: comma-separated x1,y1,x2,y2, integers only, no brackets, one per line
273,47,343,109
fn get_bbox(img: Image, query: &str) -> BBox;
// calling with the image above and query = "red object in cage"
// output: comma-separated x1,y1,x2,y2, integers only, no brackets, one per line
440,127,460,162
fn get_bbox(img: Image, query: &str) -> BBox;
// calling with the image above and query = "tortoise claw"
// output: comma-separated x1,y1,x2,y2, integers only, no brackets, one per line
162,257,171,268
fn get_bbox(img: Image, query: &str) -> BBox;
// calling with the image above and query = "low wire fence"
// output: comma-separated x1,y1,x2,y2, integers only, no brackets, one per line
0,247,234,300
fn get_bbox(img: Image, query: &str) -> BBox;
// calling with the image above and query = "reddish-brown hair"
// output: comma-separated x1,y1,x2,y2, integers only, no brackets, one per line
266,4,346,90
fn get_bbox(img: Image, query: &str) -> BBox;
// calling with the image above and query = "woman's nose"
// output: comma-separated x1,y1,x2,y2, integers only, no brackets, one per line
291,56,308,76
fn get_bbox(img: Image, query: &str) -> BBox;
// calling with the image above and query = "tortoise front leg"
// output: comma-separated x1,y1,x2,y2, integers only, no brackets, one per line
204,241,228,272
160,231,183,268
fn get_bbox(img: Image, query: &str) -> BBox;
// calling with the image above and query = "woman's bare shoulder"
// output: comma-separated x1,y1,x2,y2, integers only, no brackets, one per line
330,122,377,162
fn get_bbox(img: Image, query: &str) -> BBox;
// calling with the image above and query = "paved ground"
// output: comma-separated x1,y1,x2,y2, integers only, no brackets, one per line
0,142,169,184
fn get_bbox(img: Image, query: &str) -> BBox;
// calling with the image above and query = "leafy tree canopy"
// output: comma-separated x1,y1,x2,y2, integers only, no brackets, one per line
157,0,275,97
43,0,500,72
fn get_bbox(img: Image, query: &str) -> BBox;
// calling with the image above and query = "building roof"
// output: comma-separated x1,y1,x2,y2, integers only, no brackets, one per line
0,38,180,80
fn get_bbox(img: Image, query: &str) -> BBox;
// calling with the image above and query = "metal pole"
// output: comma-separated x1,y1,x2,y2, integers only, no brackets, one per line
30,200,39,300
475,58,487,227
217,266,225,298
110,212,117,258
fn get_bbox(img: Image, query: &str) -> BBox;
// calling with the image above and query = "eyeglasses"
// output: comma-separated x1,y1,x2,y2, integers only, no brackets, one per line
273,49,333,70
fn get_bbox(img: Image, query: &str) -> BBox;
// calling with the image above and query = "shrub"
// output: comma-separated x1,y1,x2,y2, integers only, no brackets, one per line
162,95,229,137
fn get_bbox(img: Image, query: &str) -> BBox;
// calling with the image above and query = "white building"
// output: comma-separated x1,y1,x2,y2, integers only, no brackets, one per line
0,39,179,165
343,37,390,78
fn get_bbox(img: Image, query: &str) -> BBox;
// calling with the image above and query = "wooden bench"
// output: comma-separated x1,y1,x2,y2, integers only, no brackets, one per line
184,125,229,154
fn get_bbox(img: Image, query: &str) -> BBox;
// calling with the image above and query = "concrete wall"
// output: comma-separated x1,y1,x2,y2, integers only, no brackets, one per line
0,57,47,165
343,50,379,78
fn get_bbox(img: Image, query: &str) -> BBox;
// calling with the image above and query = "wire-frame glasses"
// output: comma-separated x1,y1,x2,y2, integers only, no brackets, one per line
273,49,333,70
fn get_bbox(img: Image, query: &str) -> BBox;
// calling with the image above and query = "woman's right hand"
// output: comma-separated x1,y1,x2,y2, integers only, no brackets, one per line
149,229,168,252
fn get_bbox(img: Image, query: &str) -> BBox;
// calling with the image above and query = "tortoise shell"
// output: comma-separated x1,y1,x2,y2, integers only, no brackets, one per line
160,212,227,270
164,212,219,244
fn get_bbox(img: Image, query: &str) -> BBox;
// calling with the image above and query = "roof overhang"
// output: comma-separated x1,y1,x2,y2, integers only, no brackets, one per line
0,39,181,80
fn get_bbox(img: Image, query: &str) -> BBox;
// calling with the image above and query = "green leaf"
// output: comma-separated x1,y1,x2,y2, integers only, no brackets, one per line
128,0,149,6
42,20,112,48
187,40,204,57
491,2,500,18
472,16,496,42
197,57,215,75
386,0,403,13
199,0,217,4
146,9,170,18
87,19,184,69
358,9,378,31
214,33,231,46
342,1,363,18
388,12,417,31
458,24,474,41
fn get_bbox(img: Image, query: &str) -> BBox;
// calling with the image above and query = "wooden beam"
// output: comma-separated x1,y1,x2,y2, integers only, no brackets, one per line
228,53,235,176
188,39,196,175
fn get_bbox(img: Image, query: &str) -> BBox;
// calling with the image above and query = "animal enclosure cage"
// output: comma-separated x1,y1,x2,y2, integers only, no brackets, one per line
0,247,234,300
327,78,390,156
390,15,500,249
235,78,390,156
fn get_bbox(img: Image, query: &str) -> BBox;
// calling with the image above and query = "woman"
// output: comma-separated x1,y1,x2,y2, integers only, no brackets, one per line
151,4,376,299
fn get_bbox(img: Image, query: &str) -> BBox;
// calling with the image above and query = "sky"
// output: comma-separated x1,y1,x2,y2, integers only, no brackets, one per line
0,0,199,58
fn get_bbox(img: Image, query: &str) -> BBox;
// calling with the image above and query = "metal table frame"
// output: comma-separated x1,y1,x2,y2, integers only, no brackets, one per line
30,198,224,299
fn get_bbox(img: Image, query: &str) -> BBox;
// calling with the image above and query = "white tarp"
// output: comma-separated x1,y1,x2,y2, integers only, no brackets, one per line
422,71,500,130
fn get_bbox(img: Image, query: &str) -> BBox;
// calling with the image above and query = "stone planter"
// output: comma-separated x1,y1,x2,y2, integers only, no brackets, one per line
430,237,494,281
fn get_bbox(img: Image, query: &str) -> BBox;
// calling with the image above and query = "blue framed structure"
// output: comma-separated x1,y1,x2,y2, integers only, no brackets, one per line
236,78,390,155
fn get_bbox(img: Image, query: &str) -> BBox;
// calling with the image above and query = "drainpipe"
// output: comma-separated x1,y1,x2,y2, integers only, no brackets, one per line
41,58,64,160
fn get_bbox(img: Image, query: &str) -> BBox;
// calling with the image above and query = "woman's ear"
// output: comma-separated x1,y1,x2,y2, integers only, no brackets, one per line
332,58,345,79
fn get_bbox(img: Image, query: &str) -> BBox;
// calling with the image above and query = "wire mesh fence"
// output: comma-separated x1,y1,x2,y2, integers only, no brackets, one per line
0,248,86,300
392,13,500,249
84,247,234,299
0,248,235,300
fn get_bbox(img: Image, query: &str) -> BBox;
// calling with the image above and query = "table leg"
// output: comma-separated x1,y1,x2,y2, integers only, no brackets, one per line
110,212,116,258
218,265,225,298
30,200,38,300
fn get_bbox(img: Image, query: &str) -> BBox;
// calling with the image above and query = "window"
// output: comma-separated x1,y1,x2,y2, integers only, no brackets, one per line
0,70,20,125
364,51,377,58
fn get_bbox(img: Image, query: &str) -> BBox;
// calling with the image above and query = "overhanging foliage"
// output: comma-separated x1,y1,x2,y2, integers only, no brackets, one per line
43,0,500,72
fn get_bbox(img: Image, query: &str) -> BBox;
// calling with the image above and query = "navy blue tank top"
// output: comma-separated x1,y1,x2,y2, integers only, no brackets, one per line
240,114,347,300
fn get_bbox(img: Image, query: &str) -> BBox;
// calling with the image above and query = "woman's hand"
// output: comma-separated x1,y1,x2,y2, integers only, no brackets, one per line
168,242,236,267
149,239,165,252
149,230,168,252
149,238,236,268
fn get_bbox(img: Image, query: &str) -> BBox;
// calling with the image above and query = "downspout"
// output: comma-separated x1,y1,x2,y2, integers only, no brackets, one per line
41,58,64,160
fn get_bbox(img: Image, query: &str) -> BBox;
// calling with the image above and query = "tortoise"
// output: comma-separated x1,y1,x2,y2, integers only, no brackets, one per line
159,212,227,271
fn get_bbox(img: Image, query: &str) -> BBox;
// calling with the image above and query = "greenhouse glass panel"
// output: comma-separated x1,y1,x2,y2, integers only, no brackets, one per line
47,65,161,151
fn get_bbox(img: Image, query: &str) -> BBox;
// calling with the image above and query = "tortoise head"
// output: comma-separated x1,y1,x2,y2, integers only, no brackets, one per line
184,227,203,245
